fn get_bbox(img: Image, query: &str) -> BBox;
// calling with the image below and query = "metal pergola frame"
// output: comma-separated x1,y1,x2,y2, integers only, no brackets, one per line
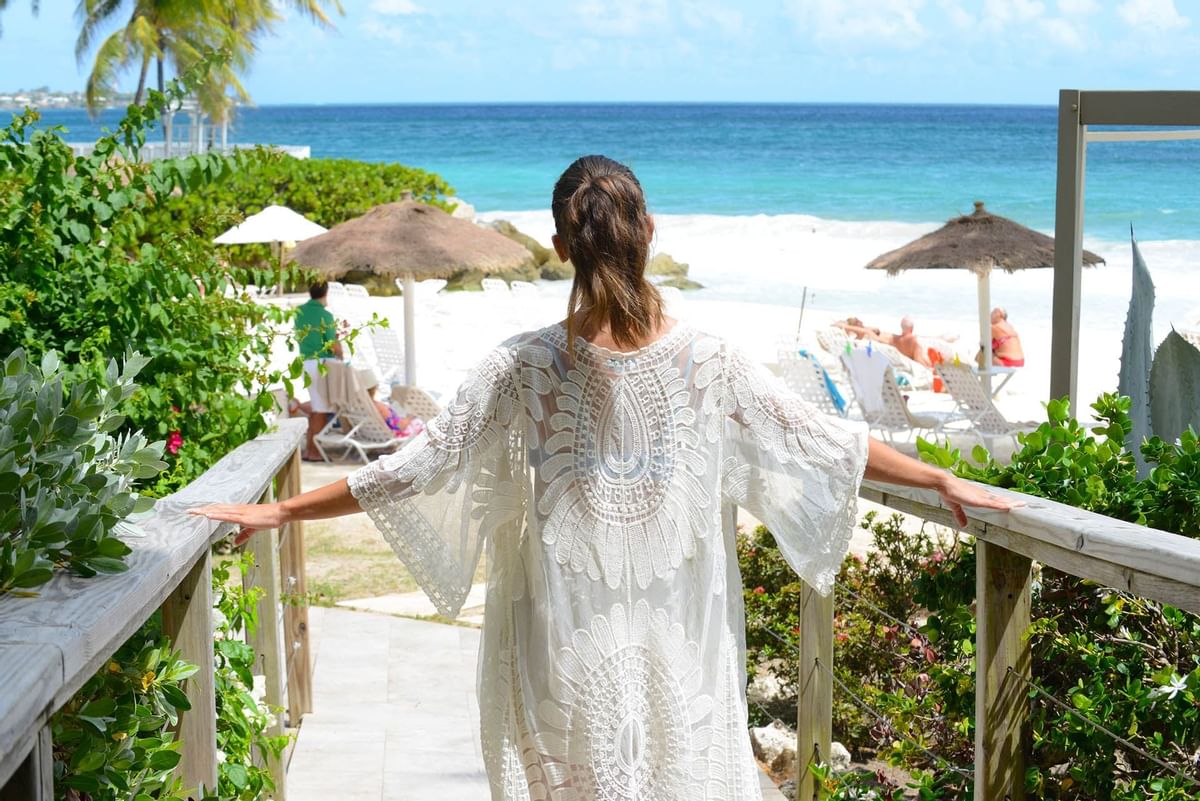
1051,90,1200,408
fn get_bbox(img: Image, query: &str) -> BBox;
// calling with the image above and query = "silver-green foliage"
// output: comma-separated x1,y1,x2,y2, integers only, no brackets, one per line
1117,235,1200,455
1150,329,1200,445
1118,235,1155,474
0,349,166,595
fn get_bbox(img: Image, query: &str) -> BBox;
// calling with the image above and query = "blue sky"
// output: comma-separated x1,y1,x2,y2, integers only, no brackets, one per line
2,0,1197,104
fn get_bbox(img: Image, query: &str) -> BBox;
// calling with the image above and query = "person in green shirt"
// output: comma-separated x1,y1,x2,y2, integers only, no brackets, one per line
295,282,343,460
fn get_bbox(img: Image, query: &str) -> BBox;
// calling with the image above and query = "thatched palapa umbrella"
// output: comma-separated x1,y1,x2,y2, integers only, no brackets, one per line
866,201,1104,392
288,199,531,386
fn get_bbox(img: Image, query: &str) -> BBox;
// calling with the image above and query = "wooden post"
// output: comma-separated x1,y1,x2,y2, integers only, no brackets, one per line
278,450,313,725
975,542,1033,801
1051,89,1086,408
161,551,218,797
795,582,834,801
246,484,288,800
0,725,52,801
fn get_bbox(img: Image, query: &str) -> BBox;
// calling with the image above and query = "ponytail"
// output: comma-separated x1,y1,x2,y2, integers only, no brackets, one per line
551,155,664,357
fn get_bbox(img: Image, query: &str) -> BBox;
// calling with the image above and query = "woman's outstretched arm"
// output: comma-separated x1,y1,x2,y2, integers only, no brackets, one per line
865,437,1020,526
190,477,361,534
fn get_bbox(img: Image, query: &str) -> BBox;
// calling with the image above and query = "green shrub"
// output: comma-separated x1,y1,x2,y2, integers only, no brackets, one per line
51,623,193,801
141,148,455,276
213,553,289,800
0,349,164,596
0,81,304,496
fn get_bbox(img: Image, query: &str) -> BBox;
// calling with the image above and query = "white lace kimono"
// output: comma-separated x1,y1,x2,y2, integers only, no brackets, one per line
348,323,869,801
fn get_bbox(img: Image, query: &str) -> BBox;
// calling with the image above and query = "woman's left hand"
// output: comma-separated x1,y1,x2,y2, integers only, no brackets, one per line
936,475,1023,527
190,502,288,540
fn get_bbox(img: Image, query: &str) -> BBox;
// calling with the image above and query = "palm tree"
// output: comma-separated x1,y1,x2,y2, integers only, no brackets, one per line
75,0,341,116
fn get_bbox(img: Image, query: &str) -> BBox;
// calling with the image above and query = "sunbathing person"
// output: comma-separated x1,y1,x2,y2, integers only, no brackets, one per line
991,306,1025,367
837,316,933,368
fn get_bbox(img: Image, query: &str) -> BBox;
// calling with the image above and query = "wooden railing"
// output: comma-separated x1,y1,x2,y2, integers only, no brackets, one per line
0,418,311,801
792,479,1200,801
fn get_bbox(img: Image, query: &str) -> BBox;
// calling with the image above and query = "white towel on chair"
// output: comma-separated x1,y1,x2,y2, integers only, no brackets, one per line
841,347,889,419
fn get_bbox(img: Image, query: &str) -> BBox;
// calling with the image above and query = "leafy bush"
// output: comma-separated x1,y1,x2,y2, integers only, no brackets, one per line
51,622,193,801
0,81,302,496
0,349,164,596
213,553,289,800
141,148,455,275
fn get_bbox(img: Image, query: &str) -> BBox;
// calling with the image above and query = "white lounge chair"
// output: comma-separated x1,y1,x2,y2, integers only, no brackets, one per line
313,363,404,464
778,349,845,419
394,385,442,421
937,361,1038,447
510,280,538,298
367,327,406,387
842,354,954,444
481,278,510,294
815,326,851,358
873,341,934,391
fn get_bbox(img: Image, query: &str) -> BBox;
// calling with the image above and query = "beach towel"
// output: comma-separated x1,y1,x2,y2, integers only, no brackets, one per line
798,348,848,414
841,345,889,419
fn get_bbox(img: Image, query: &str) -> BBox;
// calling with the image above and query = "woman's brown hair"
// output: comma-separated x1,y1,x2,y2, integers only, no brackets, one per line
551,155,664,356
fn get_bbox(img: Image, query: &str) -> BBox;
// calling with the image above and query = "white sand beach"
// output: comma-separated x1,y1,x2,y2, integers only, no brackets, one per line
269,210,1200,436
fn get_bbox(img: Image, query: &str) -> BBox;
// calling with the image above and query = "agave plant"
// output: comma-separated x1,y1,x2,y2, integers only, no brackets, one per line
1117,232,1200,473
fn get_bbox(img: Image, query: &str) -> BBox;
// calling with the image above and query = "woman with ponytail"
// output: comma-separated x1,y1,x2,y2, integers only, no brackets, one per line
196,155,1016,799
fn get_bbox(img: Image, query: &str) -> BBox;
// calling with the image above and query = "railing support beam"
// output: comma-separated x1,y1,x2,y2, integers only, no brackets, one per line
796,582,834,801
0,725,52,801
162,551,218,796
278,450,313,727
975,541,1033,801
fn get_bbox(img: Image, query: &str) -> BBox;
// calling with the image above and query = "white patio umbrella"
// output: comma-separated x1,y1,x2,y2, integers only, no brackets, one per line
214,205,328,292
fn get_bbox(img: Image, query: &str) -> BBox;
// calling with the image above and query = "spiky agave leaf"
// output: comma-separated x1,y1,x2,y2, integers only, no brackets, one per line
1118,231,1155,476
1150,330,1200,445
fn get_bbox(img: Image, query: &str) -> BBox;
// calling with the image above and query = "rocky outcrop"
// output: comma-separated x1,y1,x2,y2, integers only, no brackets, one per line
750,721,796,777
488,220,703,289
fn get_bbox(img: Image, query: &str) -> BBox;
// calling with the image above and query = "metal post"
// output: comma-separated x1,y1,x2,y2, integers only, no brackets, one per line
977,272,993,396
403,272,417,387
1051,89,1086,409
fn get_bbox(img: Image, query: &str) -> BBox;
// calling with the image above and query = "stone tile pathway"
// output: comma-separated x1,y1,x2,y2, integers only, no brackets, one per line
287,606,786,800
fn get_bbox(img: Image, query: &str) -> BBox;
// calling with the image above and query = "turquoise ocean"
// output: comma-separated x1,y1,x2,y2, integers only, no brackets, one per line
32,104,1200,406
32,103,1200,241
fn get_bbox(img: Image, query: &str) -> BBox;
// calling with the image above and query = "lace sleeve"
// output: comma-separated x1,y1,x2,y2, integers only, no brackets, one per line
720,345,869,595
347,345,525,617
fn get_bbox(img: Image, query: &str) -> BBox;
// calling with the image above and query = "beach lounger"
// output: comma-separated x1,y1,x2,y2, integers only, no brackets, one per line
393,385,443,421
482,278,510,294
367,327,406,387
841,351,955,443
815,326,851,358
778,348,847,418
511,280,538,298
313,362,405,464
870,341,934,391
936,361,1038,447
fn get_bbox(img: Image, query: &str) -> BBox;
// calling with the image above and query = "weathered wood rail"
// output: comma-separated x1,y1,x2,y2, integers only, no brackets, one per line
793,479,1200,801
0,419,311,800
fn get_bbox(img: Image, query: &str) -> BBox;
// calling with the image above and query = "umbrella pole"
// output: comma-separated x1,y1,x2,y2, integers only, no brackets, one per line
403,272,416,387
978,272,993,396
797,286,809,342
277,241,285,296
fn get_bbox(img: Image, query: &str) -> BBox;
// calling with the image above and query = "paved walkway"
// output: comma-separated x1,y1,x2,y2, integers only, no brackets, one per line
288,606,786,800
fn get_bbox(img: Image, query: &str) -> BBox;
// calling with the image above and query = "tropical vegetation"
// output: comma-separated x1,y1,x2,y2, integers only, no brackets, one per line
73,0,342,117
743,395,1200,800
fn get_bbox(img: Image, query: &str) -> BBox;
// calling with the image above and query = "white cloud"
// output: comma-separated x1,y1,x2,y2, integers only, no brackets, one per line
937,0,976,30
983,0,1046,28
1040,17,1084,49
787,0,928,47
572,0,670,36
1117,0,1190,31
369,0,425,16
1058,0,1098,15
678,0,745,36
360,18,407,44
